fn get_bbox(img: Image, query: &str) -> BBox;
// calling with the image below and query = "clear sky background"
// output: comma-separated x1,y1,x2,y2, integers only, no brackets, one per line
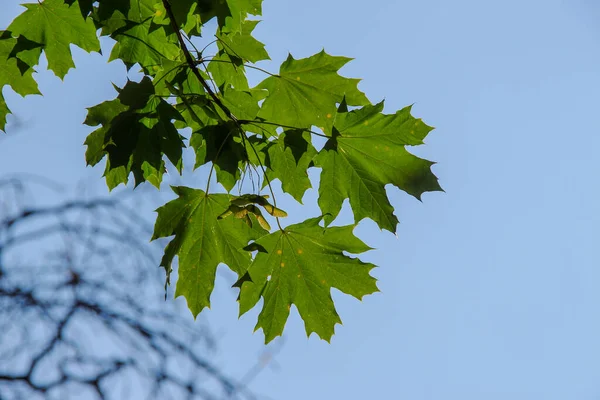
2,0,600,399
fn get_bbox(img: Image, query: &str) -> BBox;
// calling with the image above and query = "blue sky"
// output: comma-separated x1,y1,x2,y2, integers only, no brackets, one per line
2,0,600,399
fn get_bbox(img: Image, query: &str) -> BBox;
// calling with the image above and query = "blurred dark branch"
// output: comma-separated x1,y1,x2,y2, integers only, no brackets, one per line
2,198,116,229
0,179,273,400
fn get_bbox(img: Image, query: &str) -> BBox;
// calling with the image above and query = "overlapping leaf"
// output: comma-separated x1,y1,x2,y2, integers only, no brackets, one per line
64,0,95,19
220,87,260,120
0,0,442,343
238,217,378,343
0,32,41,131
153,0,202,36
96,0,158,33
152,187,267,316
207,52,250,91
197,0,262,32
189,121,247,191
257,50,369,129
95,0,181,69
8,0,100,78
152,61,224,132
109,20,181,70
217,20,269,63
265,130,317,203
84,77,185,189
315,101,441,231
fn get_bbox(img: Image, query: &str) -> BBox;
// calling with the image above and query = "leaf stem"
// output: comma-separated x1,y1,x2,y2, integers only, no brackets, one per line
161,0,236,122
162,0,283,232
205,129,236,193
243,134,284,231
240,120,330,138
202,56,277,77
199,39,218,56
151,62,187,87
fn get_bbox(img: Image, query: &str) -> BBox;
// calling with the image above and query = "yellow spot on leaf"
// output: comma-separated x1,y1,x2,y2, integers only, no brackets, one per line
364,121,369,125
297,274,301,278
297,249,303,254
326,113,332,119
287,304,291,311
277,249,282,255
296,76,300,81
410,130,414,134
155,10,163,16
280,262,285,267
321,280,326,284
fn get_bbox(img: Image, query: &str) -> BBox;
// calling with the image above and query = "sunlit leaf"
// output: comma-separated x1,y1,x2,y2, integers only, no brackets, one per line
257,50,369,129
0,31,41,131
152,187,267,315
238,217,378,343
315,101,441,231
8,0,100,78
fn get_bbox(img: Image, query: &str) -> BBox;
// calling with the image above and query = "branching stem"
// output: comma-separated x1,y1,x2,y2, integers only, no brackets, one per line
161,0,284,231
161,0,235,121
202,56,277,77
240,120,330,138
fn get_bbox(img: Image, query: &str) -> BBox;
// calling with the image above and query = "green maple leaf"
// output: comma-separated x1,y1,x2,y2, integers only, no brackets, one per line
189,122,247,191
84,77,185,189
224,0,262,31
220,87,259,120
64,0,95,19
153,0,202,35
0,32,41,132
315,101,441,232
6,32,43,71
150,59,189,95
217,20,269,63
151,60,223,132
83,99,127,165
96,0,157,33
152,186,267,316
266,130,317,203
8,0,100,79
95,0,180,69
1,0,443,343
108,20,181,70
238,217,378,343
257,50,369,129
198,0,262,33
174,97,219,132
207,52,249,90
242,134,269,167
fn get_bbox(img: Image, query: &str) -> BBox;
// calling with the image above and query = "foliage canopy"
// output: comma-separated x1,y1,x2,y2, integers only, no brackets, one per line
0,0,441,343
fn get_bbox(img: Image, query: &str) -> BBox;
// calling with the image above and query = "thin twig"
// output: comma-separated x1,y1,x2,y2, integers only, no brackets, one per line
161,0,285,231
240,119,330,138
161,0,235,121
202,56,277,77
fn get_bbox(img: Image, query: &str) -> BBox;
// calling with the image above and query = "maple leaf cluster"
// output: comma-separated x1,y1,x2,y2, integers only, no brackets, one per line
0,0,441,342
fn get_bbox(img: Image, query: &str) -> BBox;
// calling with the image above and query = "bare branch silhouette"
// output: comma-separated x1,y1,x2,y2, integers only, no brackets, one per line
0,177,269,400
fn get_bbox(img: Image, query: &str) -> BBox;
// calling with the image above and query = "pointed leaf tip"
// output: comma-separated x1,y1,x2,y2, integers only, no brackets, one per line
239,218,377,342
